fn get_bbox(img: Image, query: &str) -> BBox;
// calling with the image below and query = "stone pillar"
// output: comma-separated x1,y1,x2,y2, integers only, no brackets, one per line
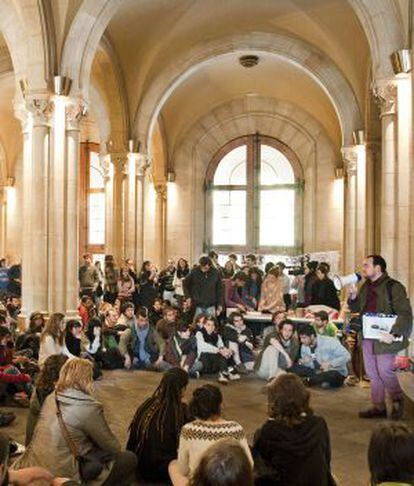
0,188,7,258
374,81,398,276
19,97,53,316
64,100,84,316
105,152,127,264
154,182,167,267
342,147,358,274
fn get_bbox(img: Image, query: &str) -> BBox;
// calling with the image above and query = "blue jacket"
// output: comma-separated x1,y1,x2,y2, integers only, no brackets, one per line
301,335,350,377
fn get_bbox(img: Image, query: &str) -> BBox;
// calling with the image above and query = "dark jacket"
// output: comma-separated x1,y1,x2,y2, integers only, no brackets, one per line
119,324,160,363
183,267,223,307
311,278,340,310
221,323,254,347
253,415,333,486
348,272,413,354
255,331,300,371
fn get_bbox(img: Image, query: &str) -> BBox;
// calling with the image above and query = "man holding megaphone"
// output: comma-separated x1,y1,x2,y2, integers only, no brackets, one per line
348,255,412,420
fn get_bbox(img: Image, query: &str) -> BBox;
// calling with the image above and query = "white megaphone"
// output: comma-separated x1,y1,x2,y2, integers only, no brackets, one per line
332,273,361,291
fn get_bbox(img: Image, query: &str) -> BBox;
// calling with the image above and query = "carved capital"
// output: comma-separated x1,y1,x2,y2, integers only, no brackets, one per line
109,152,128,177
26,97,54,126
372,80,397,116
66,99,87,130
13,102,30,134
341,147,358,176
154,182,167,200
99,154,111,180
135,153,150,177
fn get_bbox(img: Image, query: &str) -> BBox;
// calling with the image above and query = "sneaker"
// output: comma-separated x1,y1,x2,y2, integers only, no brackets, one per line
391,399,404,420
235,363,248,375
218,372,229,384
358,407,387,419
345,375,359,386
228,372,241,381
191,371,201,380
0,413,15,427
320,382,331,390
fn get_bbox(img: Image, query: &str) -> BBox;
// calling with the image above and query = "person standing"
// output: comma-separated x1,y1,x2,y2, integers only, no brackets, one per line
311,262,340,311
183,256,223,318
78,253,99,300
349,255,412,420
277,262,292,310
159,259,177,304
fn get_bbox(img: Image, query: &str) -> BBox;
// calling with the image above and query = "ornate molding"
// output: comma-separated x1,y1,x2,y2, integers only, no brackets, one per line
341,146,358,176
109,152,128,177
154,182,167,200
372,80,397,117
26,97,54,126
66,99,87,131
135,153,150,177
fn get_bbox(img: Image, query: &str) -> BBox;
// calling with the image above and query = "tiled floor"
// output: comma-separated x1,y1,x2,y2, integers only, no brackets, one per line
4,371,413,486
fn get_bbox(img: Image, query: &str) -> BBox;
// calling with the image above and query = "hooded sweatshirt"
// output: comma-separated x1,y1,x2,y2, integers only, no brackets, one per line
253,414,333,486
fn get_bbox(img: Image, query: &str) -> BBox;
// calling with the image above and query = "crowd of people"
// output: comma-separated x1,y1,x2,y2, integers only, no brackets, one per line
0,252,409,484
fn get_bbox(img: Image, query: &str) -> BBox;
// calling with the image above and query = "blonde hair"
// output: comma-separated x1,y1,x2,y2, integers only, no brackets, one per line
55,358,94,395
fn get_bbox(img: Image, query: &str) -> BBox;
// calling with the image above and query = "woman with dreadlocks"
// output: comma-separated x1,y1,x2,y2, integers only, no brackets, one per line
126,367,191,482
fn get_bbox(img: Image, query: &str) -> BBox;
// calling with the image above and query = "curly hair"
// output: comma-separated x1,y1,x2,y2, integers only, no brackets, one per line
35,354,69,402
267,373,313,427
190,384,223,420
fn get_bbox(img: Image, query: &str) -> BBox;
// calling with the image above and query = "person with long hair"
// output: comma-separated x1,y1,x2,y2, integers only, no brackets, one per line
15,311,45,360
104,255,119,304
25,354,68,445
126,368,191,482
38,313,74,365
258,267,285,313
253,373,334,486
64,320,84,357
14,358,137,485
368,424,414,485
173,258,190,303
311,262,340,311
169,384,252,482
117,266,135,302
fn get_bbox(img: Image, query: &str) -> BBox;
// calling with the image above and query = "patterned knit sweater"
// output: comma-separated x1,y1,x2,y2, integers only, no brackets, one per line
176,419,253,476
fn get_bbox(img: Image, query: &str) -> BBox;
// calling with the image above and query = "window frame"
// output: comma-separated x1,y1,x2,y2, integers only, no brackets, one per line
205,134,304,255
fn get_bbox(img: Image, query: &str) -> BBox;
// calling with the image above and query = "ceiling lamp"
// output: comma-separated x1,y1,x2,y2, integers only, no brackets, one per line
239,55,259,68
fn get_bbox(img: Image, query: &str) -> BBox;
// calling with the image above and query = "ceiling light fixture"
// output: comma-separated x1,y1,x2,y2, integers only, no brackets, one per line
239,55,259,68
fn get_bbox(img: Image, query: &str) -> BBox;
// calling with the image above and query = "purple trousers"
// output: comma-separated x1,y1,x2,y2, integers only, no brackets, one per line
362,339,403,407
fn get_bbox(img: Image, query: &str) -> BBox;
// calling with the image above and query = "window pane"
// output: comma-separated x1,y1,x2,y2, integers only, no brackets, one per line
90,151,105,189
213,190,246,245
88,192,105,245
213,146,247,185
260,190,295,246
260,145,295,185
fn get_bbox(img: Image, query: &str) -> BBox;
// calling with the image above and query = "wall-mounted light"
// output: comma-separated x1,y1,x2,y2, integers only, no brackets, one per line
19,79,29,98
53,76,72,96
334,168,344,179
352,129,365,146
167,170,176,183
390,49,412,75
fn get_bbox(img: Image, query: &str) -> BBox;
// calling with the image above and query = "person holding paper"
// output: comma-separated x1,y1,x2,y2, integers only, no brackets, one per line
348,255,413,420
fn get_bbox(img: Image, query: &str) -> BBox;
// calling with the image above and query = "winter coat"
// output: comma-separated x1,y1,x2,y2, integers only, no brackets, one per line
183,267,223,307
14,388,120,485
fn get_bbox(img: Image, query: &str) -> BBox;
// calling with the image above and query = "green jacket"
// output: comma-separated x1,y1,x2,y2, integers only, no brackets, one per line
349,273,413,355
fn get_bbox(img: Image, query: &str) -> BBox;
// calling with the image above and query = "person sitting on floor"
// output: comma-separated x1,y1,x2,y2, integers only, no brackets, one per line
77,295,94,329
25,354,69,446
117,301,136,329
253,373,334,486
85,317,124,370
14,358,137,486
313,310,338,337
148,297,164,327
163,322,202,378
169,384,253,482
262,310,287,340
221,312,255,374
255,319,299,381
368,423,414,486
39,313,74,365
156,306,179,343
195,316,240,384
0,326,32,406
127,368,191,483
15,311,45,360
64,320,85,358
291,324,350,389
119,308,164,371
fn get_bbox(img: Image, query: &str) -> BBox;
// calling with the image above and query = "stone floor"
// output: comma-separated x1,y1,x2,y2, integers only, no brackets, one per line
3,371,414,486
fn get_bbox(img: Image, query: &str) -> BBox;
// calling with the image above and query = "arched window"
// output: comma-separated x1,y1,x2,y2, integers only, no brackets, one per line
205,135,303,253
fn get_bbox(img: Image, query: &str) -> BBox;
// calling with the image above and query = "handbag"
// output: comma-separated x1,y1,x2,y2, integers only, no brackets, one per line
55,393,113,483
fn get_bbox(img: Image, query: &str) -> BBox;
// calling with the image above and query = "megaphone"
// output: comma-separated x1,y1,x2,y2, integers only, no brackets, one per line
332,273,361,291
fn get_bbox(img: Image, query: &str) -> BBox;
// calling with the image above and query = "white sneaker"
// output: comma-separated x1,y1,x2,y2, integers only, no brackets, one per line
228,372,241,381
218,372,229,384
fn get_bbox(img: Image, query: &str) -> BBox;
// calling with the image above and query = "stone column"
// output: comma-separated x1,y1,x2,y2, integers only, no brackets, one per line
20,97,53,316
154,182,167,267
373,81,398,276
0,188,7,258
64,100,84,316
105,152,127,264
124,153,149,266
342,147,358,274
